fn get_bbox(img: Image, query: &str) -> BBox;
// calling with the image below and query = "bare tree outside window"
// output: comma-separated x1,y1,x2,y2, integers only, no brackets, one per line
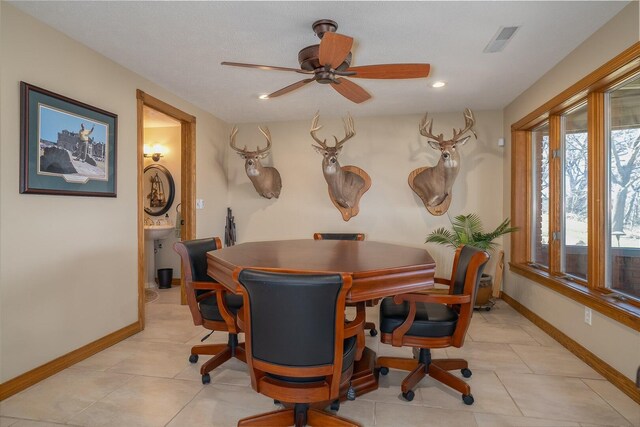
562,104,589,280
531,124,550,268
607,75,640,299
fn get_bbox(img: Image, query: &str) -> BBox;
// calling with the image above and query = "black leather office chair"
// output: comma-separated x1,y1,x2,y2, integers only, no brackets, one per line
313,233,377,338
377,245,489,404
174,237,245,384
234,269,364,427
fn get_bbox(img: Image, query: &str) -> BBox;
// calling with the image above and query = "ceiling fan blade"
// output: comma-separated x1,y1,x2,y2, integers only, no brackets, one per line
319,32,354,69
347,64,431,79
266,78,315,98
221,62,313,74
330,78,371,104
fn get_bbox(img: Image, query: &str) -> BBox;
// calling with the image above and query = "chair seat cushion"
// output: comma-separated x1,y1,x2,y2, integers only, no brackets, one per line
199,293,243,322
379,297,458,338
268,335,357,383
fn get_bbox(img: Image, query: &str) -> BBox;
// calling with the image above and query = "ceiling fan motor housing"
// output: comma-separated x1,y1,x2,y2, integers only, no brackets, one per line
298,45,352,80
312,19,338,39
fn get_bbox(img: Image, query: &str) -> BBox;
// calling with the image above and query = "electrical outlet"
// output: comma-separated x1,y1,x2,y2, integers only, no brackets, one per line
196,199,205,209
584,307,592,325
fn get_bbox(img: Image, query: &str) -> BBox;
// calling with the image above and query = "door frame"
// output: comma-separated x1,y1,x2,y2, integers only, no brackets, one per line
136,90,196,328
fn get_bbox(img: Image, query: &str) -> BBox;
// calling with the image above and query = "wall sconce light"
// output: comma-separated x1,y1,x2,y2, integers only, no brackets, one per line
144,144,166,162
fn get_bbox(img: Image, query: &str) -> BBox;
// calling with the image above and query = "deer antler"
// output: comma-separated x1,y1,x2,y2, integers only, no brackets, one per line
256,126,272,155
451,108,476,142
419,113,445,144
229,126,249,153
334,114,355,149
310,111,328,149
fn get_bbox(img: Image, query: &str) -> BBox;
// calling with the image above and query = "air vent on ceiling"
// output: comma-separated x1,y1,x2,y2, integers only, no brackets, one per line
483,26,520,53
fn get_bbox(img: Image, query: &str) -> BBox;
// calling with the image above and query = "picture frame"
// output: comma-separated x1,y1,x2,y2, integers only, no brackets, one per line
20,82,117,197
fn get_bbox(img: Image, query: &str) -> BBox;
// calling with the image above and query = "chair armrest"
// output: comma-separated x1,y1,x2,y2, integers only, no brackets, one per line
343,308,365,339
191,280,227,291
434,277,451,286
344,303,366,361
216,289,240,334
236,309,245,331
393,293,471,305
191,281,226,303
389,292,470,346
186,279,240,333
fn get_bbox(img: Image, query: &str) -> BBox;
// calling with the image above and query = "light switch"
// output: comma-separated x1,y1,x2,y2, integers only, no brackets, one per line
196,199,205,209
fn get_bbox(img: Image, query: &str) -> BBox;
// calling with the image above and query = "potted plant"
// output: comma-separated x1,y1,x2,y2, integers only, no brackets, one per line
425,214,517,307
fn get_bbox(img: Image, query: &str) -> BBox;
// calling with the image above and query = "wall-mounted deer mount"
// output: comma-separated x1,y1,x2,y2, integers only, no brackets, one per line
230,126,282,199
310,112,371,221
408,108,476,216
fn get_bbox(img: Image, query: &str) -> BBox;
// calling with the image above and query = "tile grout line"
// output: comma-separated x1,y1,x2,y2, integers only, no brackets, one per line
579,378,636,426
163,383,207,427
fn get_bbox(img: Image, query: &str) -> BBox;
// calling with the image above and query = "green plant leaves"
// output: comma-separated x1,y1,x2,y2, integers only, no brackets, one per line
425,214,517,250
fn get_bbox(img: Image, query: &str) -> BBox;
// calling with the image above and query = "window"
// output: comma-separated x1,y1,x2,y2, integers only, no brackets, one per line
510,43,640,332
531,123,550,268
562,104,588,280
607,74,640,299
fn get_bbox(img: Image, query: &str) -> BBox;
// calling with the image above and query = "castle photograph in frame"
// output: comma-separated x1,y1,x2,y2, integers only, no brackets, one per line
20,82,117,197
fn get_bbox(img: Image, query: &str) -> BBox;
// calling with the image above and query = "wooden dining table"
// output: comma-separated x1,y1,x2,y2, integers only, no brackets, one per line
206,239,436,396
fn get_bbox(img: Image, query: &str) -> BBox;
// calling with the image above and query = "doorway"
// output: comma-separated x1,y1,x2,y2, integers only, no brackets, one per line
137,90,196,328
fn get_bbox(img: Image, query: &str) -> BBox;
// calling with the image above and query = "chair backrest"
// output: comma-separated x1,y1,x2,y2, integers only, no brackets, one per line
449,245,490,346
173,237,222,325
313,233,365,241
235,269,352,399
174,237,221,283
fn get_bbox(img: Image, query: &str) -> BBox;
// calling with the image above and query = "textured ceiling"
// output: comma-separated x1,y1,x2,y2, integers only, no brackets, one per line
11,1,629,124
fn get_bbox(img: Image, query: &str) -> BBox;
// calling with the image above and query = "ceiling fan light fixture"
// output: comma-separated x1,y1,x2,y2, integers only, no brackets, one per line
431,81,446,88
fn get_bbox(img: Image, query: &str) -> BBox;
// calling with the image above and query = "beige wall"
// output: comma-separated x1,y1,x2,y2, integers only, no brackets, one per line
0,4,229,382
502,1,640,381
229,111,505,277
144,126,182,276
2,0,638,389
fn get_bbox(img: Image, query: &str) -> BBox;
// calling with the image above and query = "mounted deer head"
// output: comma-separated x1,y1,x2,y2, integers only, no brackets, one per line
310,112,371,221
230,126,282,199
409,108,476,215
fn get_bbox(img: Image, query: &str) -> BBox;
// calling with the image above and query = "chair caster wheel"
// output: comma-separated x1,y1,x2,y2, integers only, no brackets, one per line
189,354,198,364
369,328,378,337
402,390,415,401
330,399,340,411
379,366,389,375
461,368,472,378
201,373,210,384
462,394,474,405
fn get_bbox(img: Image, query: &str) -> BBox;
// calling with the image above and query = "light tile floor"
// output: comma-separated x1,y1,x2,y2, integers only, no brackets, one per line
1,287,638,427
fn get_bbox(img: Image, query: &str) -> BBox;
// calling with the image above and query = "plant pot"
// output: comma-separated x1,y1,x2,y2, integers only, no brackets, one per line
475,274,492,306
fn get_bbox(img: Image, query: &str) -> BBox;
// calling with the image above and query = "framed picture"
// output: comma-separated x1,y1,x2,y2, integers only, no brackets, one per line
20,82,117,197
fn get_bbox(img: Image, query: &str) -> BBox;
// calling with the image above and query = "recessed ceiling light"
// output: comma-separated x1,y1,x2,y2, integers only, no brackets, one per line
431,81,446,88
258,94,269,100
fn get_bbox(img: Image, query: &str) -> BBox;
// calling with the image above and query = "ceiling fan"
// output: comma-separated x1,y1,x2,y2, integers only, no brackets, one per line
221,19,431,104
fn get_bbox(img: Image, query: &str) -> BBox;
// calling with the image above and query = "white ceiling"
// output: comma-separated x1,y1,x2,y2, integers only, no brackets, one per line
12,1,629,124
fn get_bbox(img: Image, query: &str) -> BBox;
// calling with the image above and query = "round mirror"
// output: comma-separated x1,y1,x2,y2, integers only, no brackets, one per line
143,164,175,216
